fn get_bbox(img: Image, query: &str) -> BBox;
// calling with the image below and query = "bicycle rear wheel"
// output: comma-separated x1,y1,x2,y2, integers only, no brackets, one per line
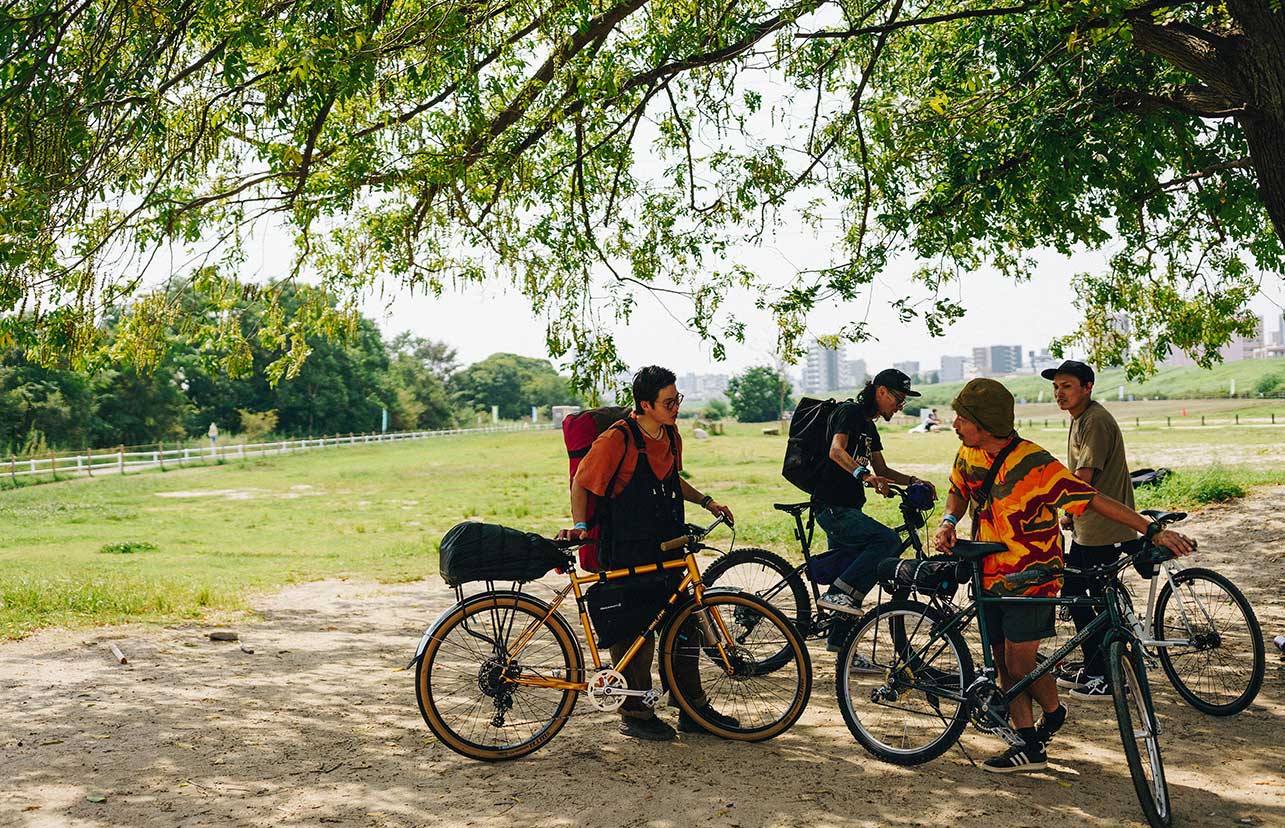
836,600,974,765
415,593,583,761
1154,567,1264,716
658,591,812,741
703,547,812,634
1110,638,1171,828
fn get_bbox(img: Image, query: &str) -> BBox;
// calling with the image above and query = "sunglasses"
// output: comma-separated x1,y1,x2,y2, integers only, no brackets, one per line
661,393,684,411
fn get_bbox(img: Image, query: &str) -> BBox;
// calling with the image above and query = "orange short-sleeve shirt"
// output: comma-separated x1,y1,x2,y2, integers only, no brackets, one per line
574,415,683,498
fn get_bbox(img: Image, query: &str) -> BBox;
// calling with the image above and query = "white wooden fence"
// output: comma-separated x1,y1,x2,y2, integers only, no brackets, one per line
3,423,557,484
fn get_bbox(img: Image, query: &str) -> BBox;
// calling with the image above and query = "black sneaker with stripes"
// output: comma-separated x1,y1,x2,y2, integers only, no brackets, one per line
982,738,1047,773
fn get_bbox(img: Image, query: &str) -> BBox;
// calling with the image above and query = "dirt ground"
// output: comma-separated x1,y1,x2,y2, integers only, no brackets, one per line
2,490,1283,828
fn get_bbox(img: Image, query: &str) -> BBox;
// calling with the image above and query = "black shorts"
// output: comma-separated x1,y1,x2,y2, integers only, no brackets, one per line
982,600,1055,644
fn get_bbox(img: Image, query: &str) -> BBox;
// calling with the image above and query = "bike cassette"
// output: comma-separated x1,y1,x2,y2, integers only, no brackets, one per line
586,669,628,711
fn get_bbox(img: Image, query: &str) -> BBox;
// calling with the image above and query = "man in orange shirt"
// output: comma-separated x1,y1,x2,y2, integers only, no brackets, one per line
564,365,735,741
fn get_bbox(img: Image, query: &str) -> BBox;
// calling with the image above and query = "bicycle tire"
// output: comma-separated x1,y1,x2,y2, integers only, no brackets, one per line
415,592,583,761
836,599,975,765
1154,567,1264,716
658,591,812,741
1109,638,1171,828
703,547,812,635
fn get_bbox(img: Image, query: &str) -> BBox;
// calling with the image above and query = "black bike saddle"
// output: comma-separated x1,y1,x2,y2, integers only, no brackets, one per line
773,502,811,515
949,540,1009,561
1141,508,1188,524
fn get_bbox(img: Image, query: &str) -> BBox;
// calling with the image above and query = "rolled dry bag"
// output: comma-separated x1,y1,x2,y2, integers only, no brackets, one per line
438,522,566,586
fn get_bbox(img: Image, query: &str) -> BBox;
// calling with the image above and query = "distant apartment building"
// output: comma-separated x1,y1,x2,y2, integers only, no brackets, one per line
802,341,842,394
840,358,867,390
677,372,730,401
972,345,1022,376
1029,348,1061,376
939,355,968,383
893,360,920,380
1161,316,1266,366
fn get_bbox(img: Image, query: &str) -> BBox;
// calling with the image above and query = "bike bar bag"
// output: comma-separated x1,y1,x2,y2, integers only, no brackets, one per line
584,573,676,650
806,547,860,585
877,557,969,598
438,522,566,586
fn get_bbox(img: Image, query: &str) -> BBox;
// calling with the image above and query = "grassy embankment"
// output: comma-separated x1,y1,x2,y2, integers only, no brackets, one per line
1,420,1281,638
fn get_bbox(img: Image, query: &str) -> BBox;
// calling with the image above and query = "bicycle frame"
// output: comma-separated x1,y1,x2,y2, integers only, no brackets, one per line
498,551,740,692
1126,560,1201,649
784,499,929,601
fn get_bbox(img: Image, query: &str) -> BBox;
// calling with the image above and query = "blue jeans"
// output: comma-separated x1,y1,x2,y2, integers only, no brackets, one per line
814,504,901,597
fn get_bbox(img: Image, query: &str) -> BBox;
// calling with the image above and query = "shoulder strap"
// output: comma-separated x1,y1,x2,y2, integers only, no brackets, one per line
618,417,646,450
598,423,639,511
663,423,678,456
977,435,1021,509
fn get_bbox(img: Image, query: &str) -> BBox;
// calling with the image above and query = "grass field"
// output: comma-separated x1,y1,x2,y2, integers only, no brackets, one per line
1,419,1282,638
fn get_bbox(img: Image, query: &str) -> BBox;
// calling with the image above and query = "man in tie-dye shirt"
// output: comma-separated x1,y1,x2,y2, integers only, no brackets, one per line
933,379,1193,774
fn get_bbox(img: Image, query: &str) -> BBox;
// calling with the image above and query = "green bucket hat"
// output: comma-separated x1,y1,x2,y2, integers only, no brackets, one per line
952,378,1015,438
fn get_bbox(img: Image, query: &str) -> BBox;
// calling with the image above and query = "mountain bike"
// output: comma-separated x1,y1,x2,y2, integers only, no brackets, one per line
703,483,936,643
410,516,812,761
835,511,1193,828
1072,509,1264,715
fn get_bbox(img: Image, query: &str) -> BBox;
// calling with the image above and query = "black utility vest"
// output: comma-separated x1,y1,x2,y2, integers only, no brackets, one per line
597,418,686,570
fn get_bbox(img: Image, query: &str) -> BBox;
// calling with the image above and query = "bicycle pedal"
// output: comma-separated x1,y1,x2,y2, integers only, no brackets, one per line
641,689,668,709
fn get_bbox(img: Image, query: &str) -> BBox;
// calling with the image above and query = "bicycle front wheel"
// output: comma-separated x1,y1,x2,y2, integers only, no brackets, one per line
1154,567,1264,716
658,591,812,741
415,593,583,761
1110,638,1171,828
836,600,974,765
703,547,812,635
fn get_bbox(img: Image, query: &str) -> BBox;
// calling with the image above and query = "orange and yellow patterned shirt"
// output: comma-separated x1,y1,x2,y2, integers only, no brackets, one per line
948,438,1097,596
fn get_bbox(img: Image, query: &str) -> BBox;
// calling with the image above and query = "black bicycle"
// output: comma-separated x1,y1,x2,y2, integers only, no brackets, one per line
703,483,937,642
835,512,1193,828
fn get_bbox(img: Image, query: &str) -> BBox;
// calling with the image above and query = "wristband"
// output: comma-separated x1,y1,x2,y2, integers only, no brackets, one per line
1143,521,1162,541
699,494,713,509
852,466,870,481
941,514,959,526
573,522,589,531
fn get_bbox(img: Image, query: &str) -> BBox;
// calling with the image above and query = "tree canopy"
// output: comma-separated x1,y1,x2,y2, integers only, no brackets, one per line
3,0,1282,385
727,366,793,422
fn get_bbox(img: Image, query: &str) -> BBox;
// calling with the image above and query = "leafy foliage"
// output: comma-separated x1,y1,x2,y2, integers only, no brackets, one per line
2,0,1283,385
727,366,793,422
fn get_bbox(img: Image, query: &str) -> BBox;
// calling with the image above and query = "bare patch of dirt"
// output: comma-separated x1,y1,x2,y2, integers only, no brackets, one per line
2,491,1282,828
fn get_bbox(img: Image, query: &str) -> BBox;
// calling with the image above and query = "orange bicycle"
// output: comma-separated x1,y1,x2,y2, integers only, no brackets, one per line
412,516,812,760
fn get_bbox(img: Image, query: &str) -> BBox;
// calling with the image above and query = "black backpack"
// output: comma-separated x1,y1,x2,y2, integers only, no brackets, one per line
782,397,851,494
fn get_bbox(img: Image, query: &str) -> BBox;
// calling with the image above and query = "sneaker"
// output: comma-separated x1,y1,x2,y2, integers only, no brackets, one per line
817,590,863,616
1069,675,1112,700
1054,661,1085,689
1036,705,1068,744
618,715,676,741
982,741,1048,774
1056,667,1089,691
676,704,741,734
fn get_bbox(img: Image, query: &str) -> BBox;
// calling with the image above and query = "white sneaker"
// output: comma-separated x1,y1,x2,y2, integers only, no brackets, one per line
817,590,863,616
1056,667,1090,691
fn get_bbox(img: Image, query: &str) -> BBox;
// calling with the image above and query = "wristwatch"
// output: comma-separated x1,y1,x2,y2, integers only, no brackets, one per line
1144,521,1163,541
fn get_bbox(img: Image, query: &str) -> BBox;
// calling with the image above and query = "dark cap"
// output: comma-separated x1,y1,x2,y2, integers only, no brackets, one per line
873,368,921,397
1040,360,1095,385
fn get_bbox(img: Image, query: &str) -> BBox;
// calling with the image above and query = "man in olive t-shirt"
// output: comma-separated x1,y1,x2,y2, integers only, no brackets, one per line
1044,360,1139,698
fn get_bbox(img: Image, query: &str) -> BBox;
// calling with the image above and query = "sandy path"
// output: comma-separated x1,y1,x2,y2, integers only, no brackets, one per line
2,491,1283,828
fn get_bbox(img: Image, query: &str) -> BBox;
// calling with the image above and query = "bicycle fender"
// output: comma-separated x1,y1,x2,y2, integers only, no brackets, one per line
405,590,539,669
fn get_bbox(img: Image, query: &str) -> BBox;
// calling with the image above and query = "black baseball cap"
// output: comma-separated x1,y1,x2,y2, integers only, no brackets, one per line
1040,359,1095,384
873,368,921,397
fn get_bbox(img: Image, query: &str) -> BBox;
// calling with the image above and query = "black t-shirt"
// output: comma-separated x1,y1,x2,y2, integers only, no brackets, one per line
814,402,883,508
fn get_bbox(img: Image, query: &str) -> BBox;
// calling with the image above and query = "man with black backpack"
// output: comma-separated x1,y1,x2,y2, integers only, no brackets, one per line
813,368,936,651
561,365,736,742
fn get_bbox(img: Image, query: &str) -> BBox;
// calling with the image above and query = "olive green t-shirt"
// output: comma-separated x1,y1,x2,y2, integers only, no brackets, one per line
1068,400,1137,546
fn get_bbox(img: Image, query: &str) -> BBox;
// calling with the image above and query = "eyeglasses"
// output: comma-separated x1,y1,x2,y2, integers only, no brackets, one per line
661,393,685,411
890,391,907,410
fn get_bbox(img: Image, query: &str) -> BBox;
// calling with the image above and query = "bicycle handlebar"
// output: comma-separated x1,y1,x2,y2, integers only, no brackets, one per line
659,513,729,552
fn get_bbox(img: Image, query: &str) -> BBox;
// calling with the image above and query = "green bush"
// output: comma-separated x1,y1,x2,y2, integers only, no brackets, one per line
1136,467,1248,510
99,541,158,554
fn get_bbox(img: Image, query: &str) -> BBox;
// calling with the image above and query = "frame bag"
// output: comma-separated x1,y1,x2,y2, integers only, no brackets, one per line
584,574,675,649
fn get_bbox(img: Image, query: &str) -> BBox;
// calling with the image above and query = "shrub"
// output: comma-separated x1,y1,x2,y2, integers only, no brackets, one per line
99,541,157,554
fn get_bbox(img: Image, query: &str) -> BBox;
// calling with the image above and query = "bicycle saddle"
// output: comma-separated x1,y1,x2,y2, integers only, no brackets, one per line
1141,509,1188,524
773,502,811,515
949,540,1008,561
